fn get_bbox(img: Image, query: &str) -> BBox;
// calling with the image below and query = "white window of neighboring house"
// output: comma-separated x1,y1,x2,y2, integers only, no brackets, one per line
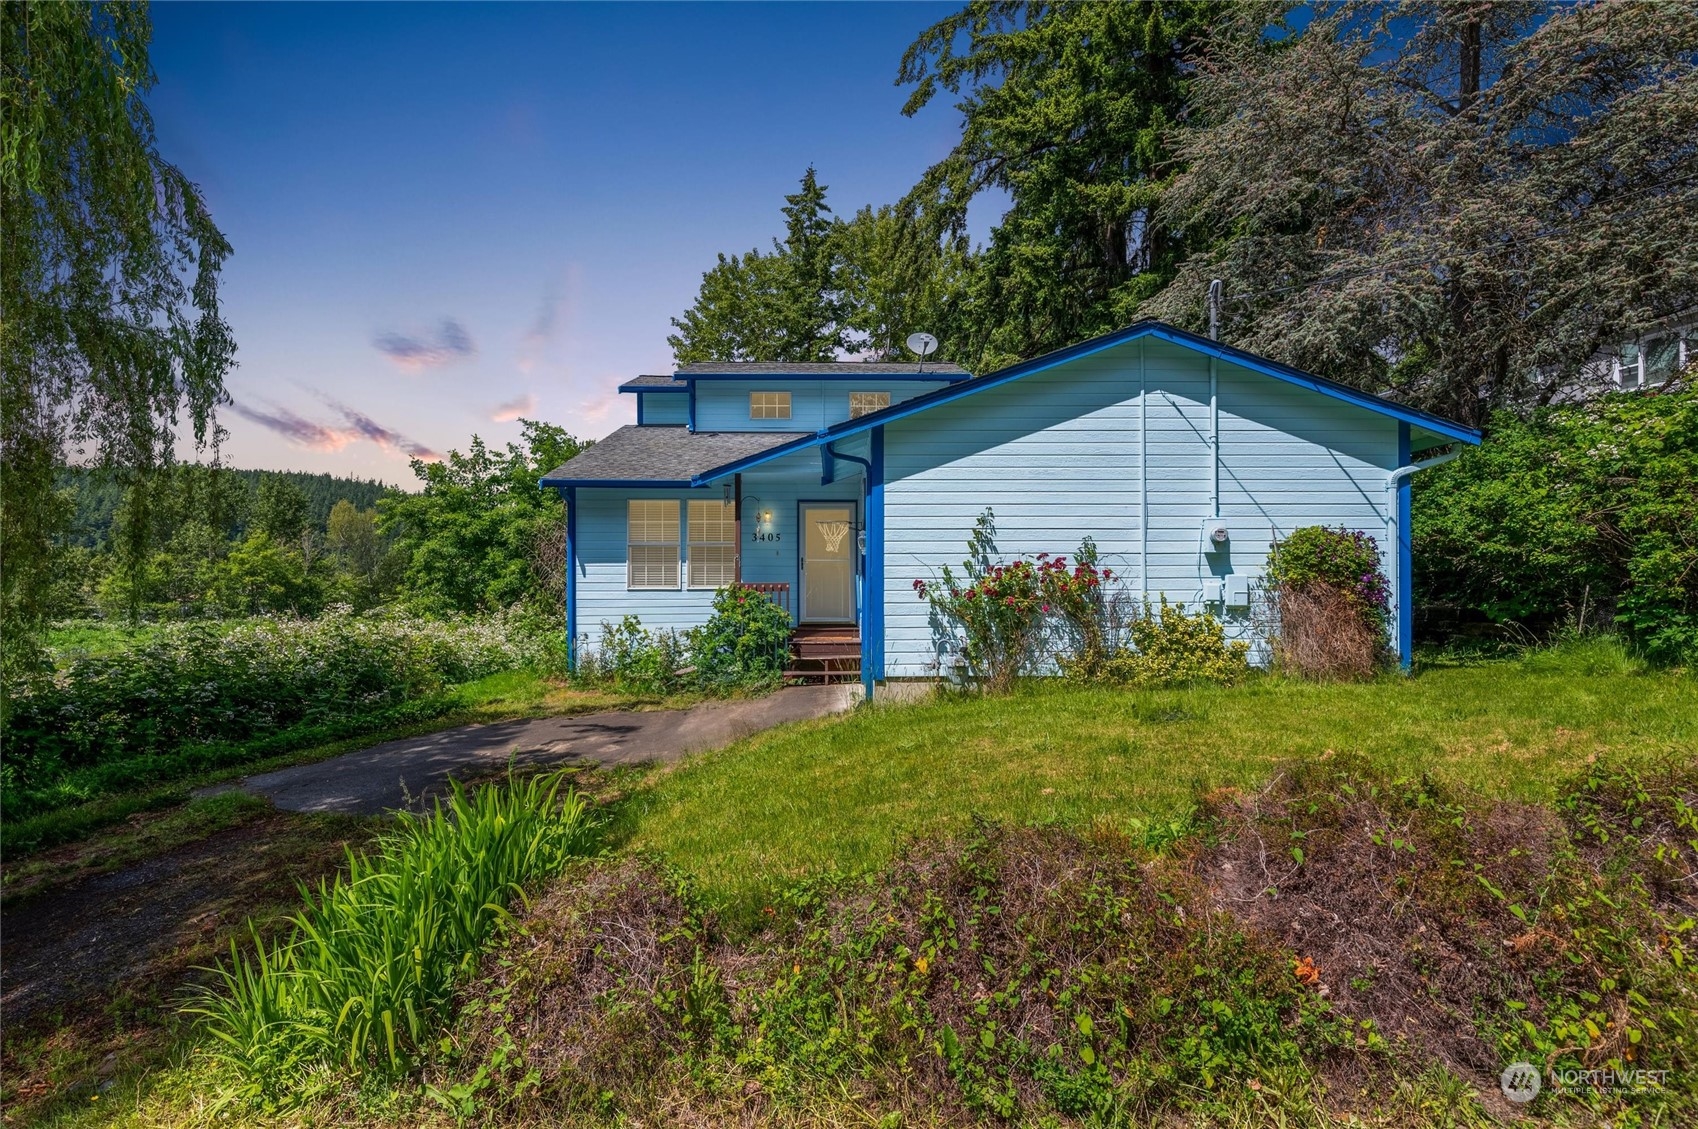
1617,344,1642,391
1644,336,1683,385
627,500,680,589
849,391,891,418
749,391,792,419
687,499,737,589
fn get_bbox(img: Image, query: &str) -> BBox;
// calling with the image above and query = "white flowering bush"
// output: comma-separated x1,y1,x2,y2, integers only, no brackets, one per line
3,608,555,813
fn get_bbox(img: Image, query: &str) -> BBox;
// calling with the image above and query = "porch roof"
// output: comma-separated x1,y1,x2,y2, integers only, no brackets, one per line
539,425,808,488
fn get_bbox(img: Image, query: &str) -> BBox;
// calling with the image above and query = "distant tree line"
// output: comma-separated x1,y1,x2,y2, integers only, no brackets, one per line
56,466,392,549
44,422,586,625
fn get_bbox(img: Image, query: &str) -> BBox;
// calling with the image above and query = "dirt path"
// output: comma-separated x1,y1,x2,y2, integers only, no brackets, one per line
1,814,369,1033
225,683,859,815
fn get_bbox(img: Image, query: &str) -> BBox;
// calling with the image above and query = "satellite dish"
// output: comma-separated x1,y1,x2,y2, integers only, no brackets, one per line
905,332,939,358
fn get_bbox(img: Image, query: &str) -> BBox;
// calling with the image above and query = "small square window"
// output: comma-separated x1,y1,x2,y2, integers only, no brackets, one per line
749,391,792,420
849,391,891,418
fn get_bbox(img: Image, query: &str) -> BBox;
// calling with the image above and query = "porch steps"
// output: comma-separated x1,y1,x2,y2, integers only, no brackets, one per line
785,626,860,684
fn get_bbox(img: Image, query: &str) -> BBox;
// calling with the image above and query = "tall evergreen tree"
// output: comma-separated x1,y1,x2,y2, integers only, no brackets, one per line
898,0,1235,370
1143,1,1698,424
669,168,844,364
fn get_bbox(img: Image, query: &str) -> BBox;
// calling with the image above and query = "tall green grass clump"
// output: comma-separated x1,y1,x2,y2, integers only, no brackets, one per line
191,772,598,1105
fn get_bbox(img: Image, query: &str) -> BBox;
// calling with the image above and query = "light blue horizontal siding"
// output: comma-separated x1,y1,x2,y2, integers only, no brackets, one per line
693,380,955,432
572,450,866,655
879,338,1398,678
639,392,688,425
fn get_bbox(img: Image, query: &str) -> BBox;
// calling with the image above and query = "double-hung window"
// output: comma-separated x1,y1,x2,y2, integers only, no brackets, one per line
750,391,791,420
687,500,737,589
627,500,680,589
849,391,890,418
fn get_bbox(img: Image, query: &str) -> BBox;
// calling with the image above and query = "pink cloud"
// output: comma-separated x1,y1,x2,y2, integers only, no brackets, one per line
490,393,536,423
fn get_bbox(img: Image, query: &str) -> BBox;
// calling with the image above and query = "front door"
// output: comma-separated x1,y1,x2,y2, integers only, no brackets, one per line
800,504,855,623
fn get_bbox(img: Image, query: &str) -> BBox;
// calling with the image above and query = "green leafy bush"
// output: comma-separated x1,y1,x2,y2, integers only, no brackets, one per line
1,609,550,809
1265,525,1390,638
687,584,792,691
589,615,691,695
588,585,793,696
191,772,599,1106
1075,597,1252,687
1414,389,1698,664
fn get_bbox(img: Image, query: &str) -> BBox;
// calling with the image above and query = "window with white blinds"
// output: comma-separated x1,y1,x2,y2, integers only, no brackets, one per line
749,391,792,419
687,499,737,589
849,391,891,418
627,500,680,589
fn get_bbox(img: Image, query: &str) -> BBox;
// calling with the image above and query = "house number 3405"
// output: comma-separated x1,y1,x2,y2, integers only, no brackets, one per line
751,531,781,542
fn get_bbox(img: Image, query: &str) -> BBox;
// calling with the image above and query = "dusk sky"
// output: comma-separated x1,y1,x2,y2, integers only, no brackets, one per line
148,1,974,483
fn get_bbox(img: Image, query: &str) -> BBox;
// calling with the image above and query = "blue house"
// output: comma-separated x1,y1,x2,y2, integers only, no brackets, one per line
540,320,1481,695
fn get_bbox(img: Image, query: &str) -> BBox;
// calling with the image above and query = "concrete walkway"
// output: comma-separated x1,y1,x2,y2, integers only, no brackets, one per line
224,684,859,815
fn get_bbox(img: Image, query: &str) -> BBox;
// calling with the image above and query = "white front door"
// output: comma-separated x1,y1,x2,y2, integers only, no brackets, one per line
800,504,855,623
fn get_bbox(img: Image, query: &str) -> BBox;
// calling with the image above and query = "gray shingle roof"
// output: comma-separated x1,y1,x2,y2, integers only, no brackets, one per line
674,361,969,378
618,375,688,391
540,426,808,485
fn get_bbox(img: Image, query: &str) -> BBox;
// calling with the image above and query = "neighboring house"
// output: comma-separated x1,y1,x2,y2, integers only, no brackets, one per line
540,320,1481,696
1597,321,1695,393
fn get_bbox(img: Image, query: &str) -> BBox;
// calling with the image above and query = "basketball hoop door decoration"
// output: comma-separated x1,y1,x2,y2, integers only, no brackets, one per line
818,519,851,554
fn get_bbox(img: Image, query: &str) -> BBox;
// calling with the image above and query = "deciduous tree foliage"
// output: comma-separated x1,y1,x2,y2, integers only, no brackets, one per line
378,421,586,615
1,1,234,681
1144,0,1698,425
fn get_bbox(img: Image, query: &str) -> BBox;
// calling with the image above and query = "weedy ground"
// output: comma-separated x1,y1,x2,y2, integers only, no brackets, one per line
6,637,1695,1128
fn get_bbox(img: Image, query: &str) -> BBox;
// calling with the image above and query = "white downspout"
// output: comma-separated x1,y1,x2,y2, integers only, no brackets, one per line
1208,280,1222,520
1140,338,1149,598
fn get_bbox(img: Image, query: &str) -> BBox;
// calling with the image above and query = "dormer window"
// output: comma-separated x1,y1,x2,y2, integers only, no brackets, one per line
849,391,891,418
750,391,791,420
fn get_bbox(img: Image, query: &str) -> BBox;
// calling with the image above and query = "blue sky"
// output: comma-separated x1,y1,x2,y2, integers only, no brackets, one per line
148,1,968,481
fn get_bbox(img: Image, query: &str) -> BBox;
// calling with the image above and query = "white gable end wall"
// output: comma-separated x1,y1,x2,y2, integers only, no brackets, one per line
878,338,1399,679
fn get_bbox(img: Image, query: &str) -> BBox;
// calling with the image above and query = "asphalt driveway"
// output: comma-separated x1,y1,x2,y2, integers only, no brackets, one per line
225,684,859,815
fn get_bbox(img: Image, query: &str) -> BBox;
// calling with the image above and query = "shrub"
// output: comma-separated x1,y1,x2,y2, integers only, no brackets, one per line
593,615,690,695
1078,597,1252,687
1265,526,1389,638
190,772,600,1106
687,584,792,691
1265,526,1390,679
1,608,549,807
1413,388,1698,664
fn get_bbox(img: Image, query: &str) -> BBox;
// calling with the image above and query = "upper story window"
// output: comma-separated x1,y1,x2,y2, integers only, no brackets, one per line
849,391,891,418
687,500,737,589
627,500,680,589
749,391,792,420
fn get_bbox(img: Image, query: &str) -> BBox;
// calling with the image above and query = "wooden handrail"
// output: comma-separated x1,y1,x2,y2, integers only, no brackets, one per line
743,582,790,615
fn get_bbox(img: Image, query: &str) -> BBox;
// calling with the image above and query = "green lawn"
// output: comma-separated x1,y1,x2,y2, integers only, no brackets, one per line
627,639,1696,912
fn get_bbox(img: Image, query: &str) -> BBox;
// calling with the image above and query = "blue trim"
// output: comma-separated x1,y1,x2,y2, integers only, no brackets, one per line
681,371,969,383
687,383,696,432
676,319,1481,486
1397,422,1414,671
538,476,699,489
619,381,686,393
564,486,578,672
636,394,645,427
863,426,885,699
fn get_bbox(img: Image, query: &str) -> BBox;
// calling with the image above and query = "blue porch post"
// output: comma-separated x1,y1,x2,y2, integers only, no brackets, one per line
1396,423,1413,670
565,485,578,671
862,426,885,699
